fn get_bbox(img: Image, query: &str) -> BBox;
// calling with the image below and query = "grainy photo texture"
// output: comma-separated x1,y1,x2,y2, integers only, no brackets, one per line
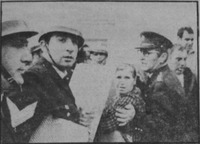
1,0,199,143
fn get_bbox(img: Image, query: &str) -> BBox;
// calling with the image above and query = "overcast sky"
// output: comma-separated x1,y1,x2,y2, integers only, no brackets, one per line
2,2,197,66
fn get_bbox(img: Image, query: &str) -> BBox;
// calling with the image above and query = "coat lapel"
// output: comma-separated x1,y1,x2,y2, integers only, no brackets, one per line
163,67,186,98
42,58,73,95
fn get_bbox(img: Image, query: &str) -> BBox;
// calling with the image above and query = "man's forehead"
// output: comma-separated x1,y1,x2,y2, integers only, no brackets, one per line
182,31,194,38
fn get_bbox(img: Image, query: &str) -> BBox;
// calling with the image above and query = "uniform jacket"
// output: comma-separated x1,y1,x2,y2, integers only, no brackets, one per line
3,57,79,142
137,65,196,142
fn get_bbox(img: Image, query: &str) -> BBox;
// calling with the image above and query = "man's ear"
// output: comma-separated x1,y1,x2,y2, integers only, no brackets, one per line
159,52,168,64
177,36,182,43
40,40,47,51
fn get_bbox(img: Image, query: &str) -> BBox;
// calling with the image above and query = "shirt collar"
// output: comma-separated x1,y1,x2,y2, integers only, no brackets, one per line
176,74,184,87
52,65,68,79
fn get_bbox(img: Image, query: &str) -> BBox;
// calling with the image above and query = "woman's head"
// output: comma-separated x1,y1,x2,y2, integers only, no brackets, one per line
114,63,137,94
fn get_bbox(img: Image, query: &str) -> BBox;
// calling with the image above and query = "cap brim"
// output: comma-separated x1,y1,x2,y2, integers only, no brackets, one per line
2,31,38,39
135,46,156,49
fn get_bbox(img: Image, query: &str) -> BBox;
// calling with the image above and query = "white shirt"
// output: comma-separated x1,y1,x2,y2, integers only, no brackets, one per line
176,74,184,88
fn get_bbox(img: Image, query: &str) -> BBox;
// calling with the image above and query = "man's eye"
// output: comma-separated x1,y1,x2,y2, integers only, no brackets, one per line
117,76,122,79
176,57,182,61
124,76,130,79
185,38,190,41
58,37,67,42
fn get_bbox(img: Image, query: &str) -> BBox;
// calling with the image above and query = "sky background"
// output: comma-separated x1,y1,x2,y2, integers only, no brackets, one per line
2,2,197,66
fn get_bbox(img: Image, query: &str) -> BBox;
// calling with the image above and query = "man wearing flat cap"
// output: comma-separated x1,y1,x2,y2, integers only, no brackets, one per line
17,26,92,142
1,20,38,143
134,31,192,142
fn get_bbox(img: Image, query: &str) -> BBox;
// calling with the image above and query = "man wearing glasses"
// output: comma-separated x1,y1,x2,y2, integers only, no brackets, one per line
135,31,190,142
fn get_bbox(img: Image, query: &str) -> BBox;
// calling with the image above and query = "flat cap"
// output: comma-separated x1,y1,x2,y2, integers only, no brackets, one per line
38,26,84,48
2,20,38,38
136,31,173,52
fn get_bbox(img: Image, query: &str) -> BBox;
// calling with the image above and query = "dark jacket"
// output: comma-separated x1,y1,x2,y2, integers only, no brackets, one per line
137,65,196,142
178,67,198,142
1,74,38,143
2,57,79,142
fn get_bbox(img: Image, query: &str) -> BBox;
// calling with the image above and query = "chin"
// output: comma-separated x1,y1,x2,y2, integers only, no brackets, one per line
62,62,75,68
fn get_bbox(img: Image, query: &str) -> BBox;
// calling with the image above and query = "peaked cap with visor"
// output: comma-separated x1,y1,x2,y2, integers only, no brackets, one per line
136,31,173,53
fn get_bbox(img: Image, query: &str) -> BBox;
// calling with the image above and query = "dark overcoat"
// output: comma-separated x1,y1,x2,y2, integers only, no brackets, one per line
137,65,198,142
2,57,79,142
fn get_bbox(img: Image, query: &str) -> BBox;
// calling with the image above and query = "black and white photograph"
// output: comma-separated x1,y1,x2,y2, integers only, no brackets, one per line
1,0,199,143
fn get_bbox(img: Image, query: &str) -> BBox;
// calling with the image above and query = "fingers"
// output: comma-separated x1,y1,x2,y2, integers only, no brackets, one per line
118,122,127,126
115,112,128,119
125,104,134,110
115,108,127,114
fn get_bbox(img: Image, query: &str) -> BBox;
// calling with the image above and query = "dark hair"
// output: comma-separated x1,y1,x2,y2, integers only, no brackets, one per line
76,44,89,63
177,27,194,38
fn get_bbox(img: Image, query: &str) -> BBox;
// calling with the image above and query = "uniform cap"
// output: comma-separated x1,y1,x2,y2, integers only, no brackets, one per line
136,31,173,52
38,26,84,48
2,20,38,38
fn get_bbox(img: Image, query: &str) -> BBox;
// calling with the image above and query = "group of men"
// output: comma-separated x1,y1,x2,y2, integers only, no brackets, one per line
1,20,198,143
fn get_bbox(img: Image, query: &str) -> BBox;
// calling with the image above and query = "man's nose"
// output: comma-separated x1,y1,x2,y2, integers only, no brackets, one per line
140,53,146,61
188,40,193,45
20,49,33,66
65,40,76,53
180,59,186,67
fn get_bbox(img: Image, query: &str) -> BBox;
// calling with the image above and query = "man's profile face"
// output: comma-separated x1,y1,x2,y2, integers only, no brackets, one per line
2,37,33,80
169,49,187,75
138,49,160,72
46,33,78,69
179,31,194,53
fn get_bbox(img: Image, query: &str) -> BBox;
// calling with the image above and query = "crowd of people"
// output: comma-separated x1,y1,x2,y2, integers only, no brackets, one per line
1,19,198,143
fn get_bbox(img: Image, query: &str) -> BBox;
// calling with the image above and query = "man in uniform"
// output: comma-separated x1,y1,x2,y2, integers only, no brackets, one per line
1,20,38,143
136,31,189,142
20,26,92,142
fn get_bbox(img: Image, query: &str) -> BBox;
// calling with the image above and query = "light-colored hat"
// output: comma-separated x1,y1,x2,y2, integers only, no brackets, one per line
88,41,108,54
2,20,38,38
38,26,84,48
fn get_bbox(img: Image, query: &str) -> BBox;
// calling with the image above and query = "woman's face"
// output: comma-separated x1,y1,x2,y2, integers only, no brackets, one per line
114,69,136,94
